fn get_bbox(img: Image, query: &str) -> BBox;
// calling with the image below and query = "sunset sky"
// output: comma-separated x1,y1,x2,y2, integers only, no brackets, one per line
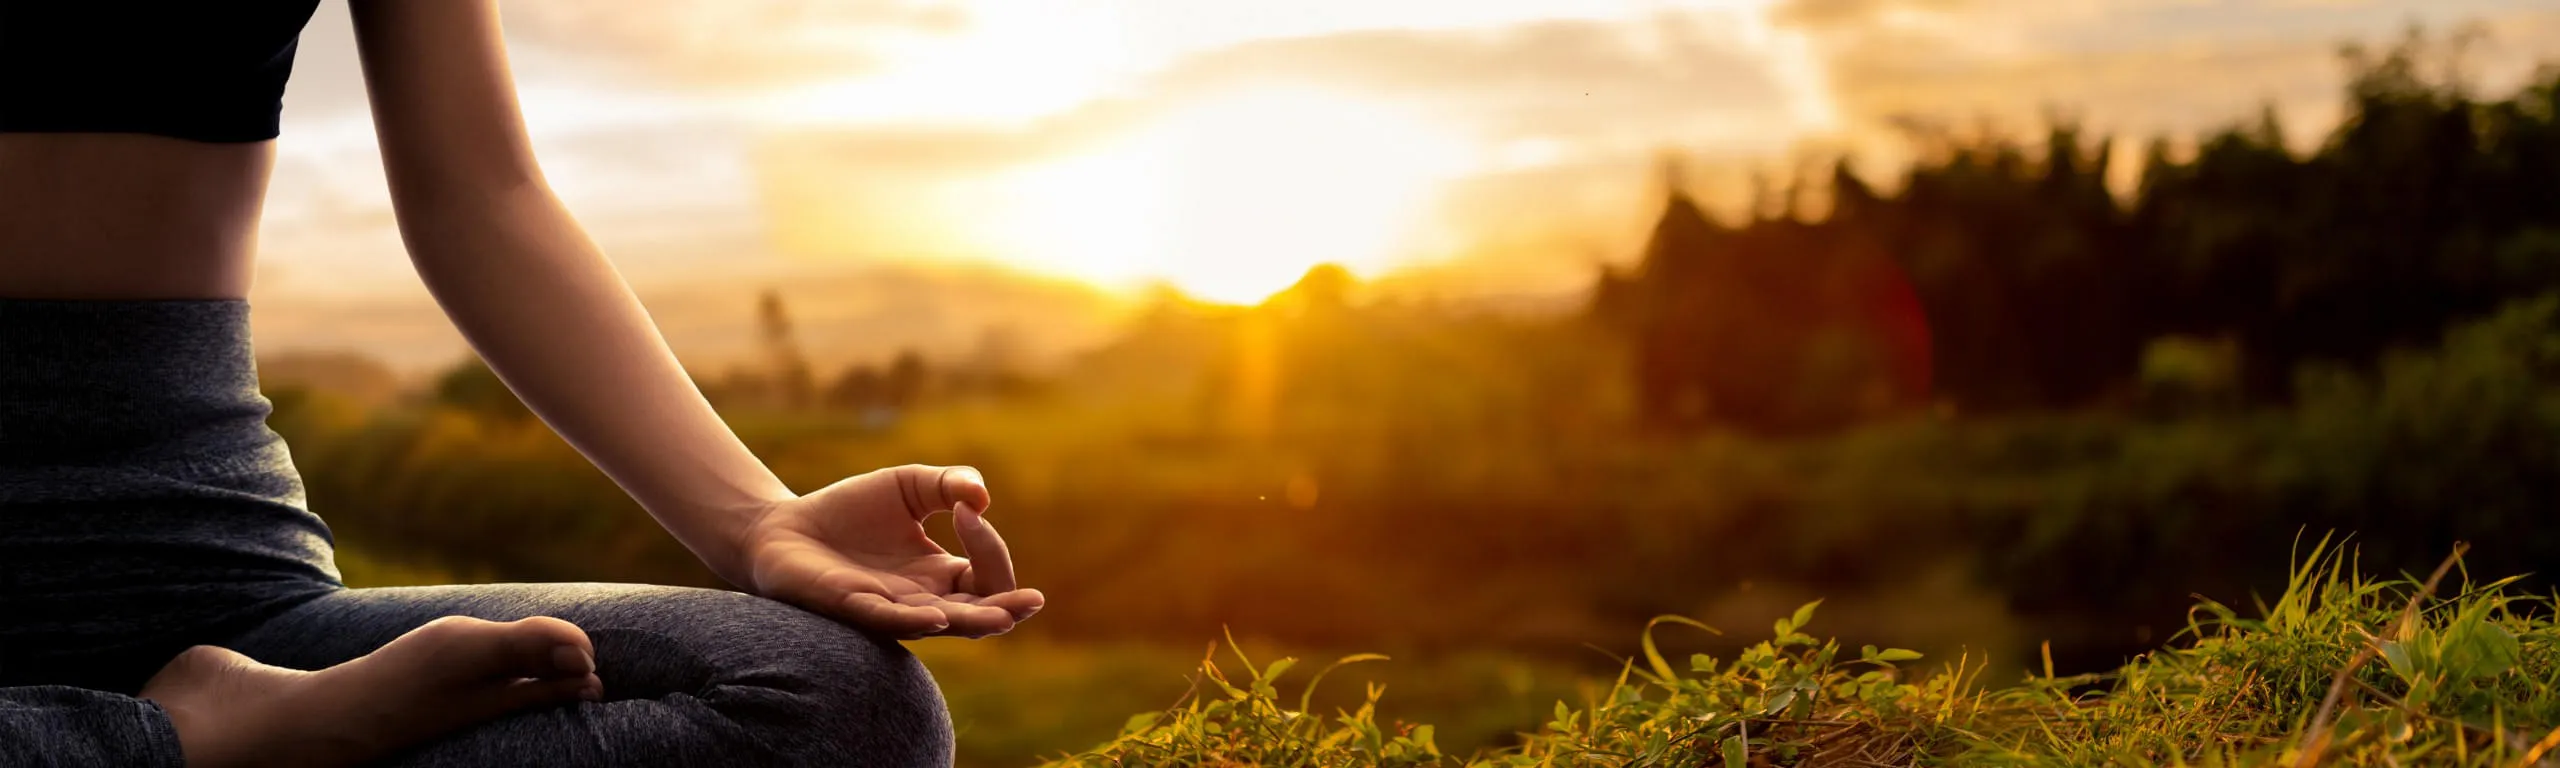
249,0,2560,372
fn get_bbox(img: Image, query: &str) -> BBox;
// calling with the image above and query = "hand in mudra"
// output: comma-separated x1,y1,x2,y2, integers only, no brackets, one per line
742,465,1043,639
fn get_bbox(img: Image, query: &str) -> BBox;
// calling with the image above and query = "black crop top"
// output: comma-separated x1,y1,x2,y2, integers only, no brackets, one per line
0,0,326,142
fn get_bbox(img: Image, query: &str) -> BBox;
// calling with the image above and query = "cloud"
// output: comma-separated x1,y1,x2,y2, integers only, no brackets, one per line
751,10,1823,180
1151,14,1818,144
769,8,1825,149
1785,0,2560,148
496,0,968,87
1770,0,1983,29
1831,36,2355,158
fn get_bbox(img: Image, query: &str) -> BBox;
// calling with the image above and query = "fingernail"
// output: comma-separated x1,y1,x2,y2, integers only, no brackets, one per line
553,645,594,676
580,679,604,702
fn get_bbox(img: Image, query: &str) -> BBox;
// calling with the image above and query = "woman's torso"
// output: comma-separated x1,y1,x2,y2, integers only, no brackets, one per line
0,135,271,299
0,0,323,299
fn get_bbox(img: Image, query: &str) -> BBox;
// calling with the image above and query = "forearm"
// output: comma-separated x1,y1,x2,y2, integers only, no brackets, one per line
395,183,787,583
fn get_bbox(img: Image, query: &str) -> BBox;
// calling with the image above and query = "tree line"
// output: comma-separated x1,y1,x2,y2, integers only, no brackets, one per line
1598,34,2560,434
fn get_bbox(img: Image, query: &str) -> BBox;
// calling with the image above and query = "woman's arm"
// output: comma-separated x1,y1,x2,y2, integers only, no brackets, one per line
345,0,1038,637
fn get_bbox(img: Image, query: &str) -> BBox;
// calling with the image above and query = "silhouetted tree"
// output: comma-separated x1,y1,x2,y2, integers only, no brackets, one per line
1603,161,1932,435
1598,31,2560,428
885,349,928,409
757,289,814,409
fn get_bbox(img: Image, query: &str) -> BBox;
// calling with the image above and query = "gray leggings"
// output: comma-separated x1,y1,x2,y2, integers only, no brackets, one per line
0,300,954,766
2,584,955,767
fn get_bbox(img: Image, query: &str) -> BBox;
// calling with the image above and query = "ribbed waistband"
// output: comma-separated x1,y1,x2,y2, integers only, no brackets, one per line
0,299,339,679
0,300,267,466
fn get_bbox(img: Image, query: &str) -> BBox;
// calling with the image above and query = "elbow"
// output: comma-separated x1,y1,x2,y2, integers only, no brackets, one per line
388,168,552,217
388,173,564,243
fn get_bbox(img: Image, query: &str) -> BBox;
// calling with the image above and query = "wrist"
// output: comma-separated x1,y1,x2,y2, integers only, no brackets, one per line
656,491,793,589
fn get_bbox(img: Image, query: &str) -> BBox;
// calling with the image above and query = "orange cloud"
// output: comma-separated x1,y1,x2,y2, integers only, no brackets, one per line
497,0,968,87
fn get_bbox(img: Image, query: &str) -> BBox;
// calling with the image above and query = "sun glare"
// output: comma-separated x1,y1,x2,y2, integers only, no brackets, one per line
989,86,1475,304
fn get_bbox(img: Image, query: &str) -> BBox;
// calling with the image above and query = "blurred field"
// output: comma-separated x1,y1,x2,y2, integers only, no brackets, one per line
297,288,2560,763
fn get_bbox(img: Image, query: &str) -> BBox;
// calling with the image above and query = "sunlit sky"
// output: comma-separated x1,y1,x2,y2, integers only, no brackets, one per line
251,0,2560,371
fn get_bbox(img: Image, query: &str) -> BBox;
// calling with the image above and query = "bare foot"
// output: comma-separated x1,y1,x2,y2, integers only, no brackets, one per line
140,616,602,768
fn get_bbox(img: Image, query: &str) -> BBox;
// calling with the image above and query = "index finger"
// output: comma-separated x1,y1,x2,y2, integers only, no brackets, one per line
954,501,1017,595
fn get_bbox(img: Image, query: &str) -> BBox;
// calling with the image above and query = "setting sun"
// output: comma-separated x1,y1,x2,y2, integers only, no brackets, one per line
989,86,1475,304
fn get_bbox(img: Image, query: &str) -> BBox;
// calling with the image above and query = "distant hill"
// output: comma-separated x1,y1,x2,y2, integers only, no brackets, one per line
257,349,408,407
249,260,1136,377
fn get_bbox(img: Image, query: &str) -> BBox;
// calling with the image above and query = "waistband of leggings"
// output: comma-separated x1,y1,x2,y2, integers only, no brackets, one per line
0,299,266,465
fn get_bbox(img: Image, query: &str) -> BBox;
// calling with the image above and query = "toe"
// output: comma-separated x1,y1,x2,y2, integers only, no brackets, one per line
401,615,595,681
509,617,596,678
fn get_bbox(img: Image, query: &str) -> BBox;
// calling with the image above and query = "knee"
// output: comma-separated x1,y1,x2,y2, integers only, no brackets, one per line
672,592,953,767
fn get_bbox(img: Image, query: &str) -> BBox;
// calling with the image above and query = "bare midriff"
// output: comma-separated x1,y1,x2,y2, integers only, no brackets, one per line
0,133,273,300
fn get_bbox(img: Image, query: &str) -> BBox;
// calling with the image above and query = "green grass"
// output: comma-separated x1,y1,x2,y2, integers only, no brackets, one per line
1045,540,2559,767
917,638,1592,768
